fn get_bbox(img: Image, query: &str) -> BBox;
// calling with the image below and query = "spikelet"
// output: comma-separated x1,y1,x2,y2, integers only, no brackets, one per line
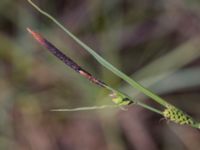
163,105,197,126
109,92,133,106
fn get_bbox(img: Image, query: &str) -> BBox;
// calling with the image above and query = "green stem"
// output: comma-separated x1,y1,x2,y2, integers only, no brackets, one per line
51,105,121,111
191,123,200,129
137,102,162,115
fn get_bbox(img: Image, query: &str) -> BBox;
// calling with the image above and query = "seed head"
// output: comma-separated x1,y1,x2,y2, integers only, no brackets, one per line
163,105,197,126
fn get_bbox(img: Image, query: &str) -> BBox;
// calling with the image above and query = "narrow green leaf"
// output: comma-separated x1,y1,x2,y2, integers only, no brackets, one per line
27,0,169,107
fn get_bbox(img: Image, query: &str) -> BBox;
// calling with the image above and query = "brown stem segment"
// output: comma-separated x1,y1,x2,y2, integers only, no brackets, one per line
27,28,106,87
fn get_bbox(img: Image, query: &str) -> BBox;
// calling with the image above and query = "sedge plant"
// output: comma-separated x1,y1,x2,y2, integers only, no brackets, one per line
27,0,200,129
27,28,161,114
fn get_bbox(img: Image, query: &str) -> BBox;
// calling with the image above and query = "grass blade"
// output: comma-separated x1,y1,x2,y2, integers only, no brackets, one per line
27,0,169,107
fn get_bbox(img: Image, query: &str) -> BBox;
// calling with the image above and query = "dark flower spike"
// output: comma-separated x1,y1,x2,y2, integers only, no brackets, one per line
27,28,133,106
27,28,106,87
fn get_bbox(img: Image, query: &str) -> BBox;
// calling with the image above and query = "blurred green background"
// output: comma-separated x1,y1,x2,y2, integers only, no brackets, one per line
1,0,200,149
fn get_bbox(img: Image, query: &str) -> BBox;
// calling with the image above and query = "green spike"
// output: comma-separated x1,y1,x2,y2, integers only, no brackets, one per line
163,105,198,127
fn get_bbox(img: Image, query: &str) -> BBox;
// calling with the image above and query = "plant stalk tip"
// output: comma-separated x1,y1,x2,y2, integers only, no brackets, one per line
26,27,31,32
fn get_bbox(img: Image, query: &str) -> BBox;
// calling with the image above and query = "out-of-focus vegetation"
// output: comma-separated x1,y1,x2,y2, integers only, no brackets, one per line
1,0,200,149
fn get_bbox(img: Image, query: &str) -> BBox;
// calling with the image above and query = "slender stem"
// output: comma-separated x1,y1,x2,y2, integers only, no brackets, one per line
27,0,169,108
51,103,162,114
192,124,200,129
51,105,121,111
137,102,162,115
